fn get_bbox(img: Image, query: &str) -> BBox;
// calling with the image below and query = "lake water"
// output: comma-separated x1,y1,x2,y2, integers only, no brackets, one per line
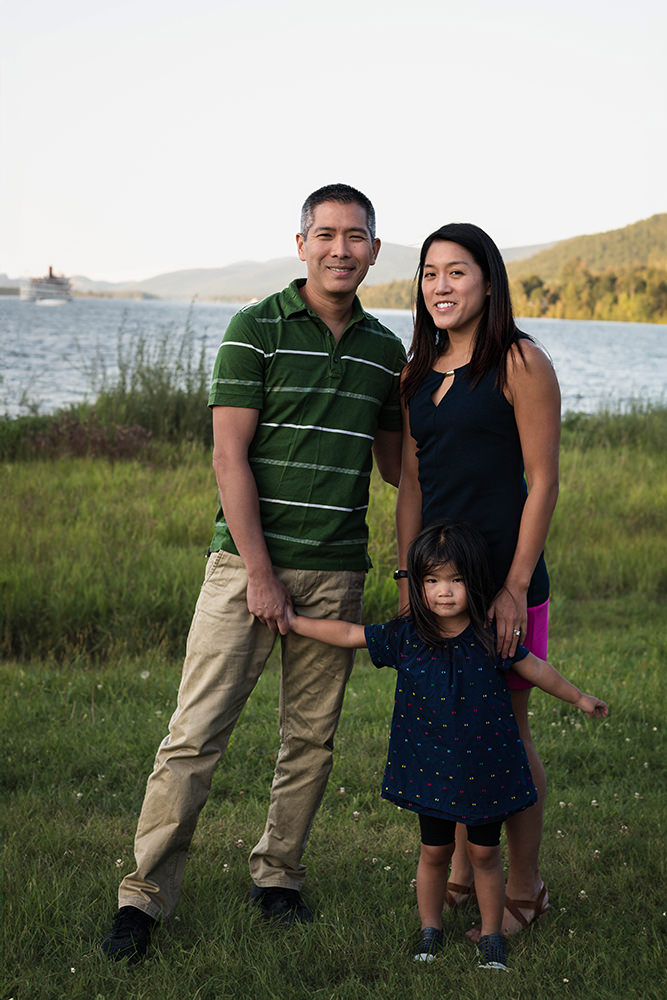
0,296,665,417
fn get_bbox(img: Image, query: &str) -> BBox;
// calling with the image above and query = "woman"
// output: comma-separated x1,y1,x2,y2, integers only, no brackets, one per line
396,223,561,937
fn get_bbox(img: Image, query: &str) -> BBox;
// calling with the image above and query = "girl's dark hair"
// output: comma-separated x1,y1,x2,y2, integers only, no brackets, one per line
406,520,496,651
401,222,530,403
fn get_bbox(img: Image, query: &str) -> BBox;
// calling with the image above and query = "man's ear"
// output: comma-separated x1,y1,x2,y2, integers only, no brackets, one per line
296,232,306,261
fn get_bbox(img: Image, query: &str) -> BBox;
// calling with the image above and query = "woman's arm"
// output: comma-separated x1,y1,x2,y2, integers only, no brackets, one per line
284,606,368,648
512,652,608,719
491,342,561,657
395,389,423,610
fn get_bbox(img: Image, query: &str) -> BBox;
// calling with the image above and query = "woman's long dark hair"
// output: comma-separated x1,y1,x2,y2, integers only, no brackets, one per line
406,520,496,652
402,222,530,404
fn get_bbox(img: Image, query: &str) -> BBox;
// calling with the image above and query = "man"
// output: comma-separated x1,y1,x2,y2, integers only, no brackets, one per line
101,184,406,963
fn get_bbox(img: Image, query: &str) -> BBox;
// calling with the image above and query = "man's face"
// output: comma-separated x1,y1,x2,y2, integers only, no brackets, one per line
296,201,380,299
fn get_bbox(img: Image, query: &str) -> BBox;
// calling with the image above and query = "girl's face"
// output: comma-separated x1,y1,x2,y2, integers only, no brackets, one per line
422,561,469,627
421,240,490,341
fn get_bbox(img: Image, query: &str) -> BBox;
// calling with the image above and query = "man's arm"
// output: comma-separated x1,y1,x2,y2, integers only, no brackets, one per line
372,428,402,487
211,405,291,634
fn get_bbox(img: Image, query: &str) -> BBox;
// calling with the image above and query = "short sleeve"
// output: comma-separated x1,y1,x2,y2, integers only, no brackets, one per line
497,641,530,673
364,621,401,670
208,310,265,409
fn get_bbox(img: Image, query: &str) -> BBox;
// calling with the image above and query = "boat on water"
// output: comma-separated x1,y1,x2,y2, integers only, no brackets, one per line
21,266,73,304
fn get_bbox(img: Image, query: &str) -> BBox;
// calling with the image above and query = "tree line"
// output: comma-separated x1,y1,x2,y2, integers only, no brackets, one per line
360,260,667,324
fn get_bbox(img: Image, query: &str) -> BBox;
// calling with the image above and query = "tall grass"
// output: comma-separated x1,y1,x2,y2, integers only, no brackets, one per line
91,315,212,446
1,405,665,659
0,315,212,461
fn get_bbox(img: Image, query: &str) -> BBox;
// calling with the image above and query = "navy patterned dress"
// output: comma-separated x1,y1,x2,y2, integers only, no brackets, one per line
364,619,537,825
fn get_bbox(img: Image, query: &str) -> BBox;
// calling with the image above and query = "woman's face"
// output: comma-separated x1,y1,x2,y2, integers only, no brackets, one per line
420,240,490,340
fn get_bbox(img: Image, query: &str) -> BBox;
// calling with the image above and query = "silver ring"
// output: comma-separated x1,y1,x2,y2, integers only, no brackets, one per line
513,629,521,636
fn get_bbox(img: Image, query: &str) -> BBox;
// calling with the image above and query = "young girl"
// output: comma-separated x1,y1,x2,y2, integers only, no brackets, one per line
285,521,608,971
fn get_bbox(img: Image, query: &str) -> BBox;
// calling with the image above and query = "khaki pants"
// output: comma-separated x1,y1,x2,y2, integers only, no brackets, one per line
118,550,365,919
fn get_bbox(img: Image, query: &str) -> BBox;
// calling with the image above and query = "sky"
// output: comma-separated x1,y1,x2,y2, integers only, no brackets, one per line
1,0,665,283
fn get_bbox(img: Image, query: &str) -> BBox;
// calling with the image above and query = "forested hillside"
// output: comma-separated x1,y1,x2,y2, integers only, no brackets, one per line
507,213,667,281
359,214,667,323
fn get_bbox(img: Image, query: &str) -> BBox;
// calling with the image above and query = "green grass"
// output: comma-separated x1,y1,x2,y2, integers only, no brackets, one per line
1,404,666,997
1,621,664,1000
1,406,665,660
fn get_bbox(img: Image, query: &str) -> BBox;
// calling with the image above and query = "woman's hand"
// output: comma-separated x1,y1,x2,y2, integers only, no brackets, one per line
488,584,527,659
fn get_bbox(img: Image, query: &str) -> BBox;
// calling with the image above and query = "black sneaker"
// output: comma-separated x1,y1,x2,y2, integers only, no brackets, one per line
477,932,509,970
249,884,314,924
101,905,157,964
413,926,443,962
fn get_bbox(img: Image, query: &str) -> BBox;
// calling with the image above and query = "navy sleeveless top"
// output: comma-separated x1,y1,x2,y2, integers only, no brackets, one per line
408,365,549,606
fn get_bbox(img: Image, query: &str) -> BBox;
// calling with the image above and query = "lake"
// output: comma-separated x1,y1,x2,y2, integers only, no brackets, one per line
0,297,665,417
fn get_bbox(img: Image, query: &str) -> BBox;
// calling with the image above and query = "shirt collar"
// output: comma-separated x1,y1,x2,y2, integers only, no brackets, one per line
281,279,366,328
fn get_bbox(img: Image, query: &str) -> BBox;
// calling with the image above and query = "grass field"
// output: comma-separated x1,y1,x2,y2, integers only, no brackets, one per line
1,625,664,1000
1,405,665,999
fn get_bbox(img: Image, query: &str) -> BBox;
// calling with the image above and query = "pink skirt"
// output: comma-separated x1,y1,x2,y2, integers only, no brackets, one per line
506,598,549,691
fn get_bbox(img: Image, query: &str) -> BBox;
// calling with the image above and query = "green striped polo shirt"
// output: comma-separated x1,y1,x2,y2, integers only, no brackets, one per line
208,279,406,571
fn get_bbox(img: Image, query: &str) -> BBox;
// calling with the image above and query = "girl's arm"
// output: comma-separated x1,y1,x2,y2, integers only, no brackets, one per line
285,606,368,649
512,652,608,718
491,341,561,658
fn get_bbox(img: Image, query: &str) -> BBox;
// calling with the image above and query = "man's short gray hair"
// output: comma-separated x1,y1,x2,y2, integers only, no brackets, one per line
300,183,376,241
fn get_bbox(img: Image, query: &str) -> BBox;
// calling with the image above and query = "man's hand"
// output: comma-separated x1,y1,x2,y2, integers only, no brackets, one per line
246,573,293,635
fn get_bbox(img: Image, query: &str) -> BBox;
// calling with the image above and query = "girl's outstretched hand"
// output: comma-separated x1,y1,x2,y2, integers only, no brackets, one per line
577,693,609,718
279,603,296,636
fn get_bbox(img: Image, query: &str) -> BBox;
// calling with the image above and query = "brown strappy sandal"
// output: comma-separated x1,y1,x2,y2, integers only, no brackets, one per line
445,880,476,910
503,881,549,932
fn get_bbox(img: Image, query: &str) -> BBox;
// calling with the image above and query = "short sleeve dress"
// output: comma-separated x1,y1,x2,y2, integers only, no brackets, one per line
364,619,538,825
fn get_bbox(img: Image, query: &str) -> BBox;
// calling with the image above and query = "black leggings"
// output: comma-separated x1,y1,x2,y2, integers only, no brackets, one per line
419,813,503,848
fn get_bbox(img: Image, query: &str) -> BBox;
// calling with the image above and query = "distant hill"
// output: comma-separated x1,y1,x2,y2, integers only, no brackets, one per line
71,244,423,301
507,213,667,281
67,240,552,301
0,273,20,292
13,218,665,302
